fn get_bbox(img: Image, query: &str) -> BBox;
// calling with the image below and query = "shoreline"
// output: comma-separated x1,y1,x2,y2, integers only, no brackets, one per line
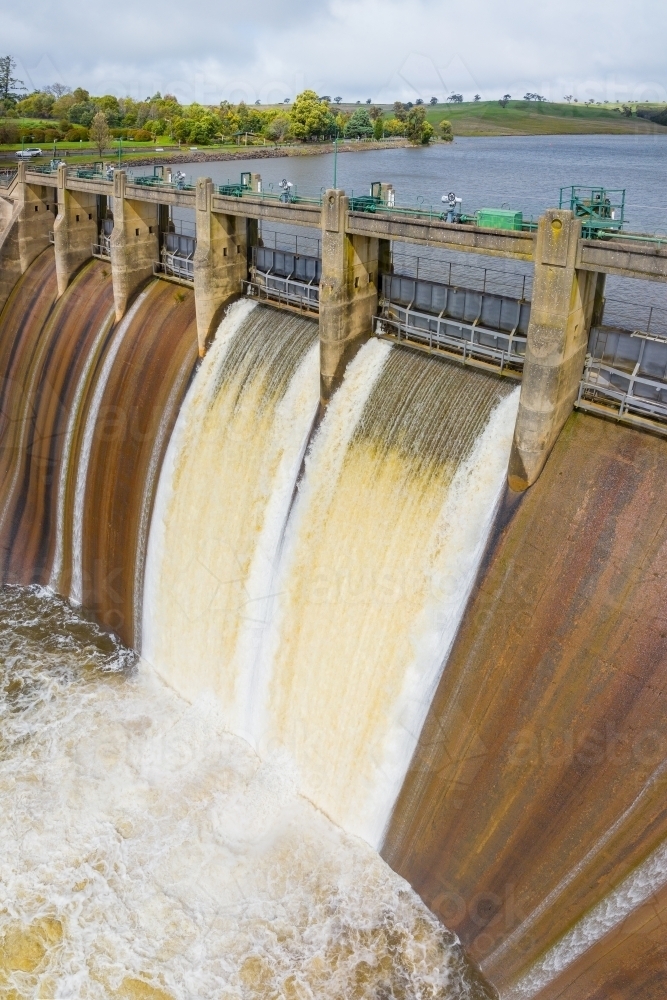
116,139,412,168
0,139,413,168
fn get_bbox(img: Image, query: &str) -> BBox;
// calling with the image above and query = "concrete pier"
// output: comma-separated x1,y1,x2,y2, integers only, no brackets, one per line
0,199,22,313
194,177,248,356
319,189,381,403
17,164,55,273
53,164,97,297
508,210,598,491
0,164,56,310
110,170,159,320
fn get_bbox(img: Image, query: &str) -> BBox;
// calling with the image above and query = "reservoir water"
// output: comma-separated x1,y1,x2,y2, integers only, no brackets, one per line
151,134,667,233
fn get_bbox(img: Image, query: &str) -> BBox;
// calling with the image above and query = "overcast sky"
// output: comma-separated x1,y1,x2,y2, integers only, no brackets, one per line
4,0,667,105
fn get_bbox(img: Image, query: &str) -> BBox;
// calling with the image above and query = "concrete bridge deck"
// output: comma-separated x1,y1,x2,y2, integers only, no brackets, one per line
20,167,667,280
1,162,666,492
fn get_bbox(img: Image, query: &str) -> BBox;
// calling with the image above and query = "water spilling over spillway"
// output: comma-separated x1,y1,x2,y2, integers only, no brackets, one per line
4,246,666,997
0,249,513,997
142,300,518,847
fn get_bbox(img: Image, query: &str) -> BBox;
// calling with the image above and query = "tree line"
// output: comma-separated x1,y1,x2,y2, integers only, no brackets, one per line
0,57,447,148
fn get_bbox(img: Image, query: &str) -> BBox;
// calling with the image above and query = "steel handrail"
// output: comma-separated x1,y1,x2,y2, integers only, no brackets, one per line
378,298,527,367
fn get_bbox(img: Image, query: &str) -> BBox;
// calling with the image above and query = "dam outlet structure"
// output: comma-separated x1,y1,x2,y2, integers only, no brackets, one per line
0,161,667,998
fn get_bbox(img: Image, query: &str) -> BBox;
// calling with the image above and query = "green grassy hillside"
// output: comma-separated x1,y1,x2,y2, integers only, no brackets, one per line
425,100,667,136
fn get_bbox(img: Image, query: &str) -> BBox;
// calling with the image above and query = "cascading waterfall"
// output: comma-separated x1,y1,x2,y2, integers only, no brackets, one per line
144,310,519,847
258,349,519,846
0,250,518,995
143,300,321,736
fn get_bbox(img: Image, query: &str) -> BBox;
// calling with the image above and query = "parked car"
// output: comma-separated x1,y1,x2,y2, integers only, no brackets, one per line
16,148,43,159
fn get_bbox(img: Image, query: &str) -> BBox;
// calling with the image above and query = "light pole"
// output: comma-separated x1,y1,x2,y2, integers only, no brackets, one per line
333,132,338,189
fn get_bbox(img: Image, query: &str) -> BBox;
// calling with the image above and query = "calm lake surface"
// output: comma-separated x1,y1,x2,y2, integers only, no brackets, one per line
133,134,667,234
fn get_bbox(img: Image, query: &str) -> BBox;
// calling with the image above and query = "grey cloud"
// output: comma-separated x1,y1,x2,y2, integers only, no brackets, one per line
2,0,666,103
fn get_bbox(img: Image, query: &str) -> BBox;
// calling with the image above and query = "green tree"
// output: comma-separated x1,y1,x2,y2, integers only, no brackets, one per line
383,117,406,136
405,106,433,144
0,55,26,104
439,119,454,141
266,114,290,142
52,93,76,118
68,102,96,126
289,90,335,140
16,92,55,118
89,112,111,156
373,117,384,140
345,106,373,138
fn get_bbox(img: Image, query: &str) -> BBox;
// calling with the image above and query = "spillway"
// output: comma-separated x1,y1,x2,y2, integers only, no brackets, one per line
0,254,504,995
0,248,198,646
143,306,518,848
2,243,667,997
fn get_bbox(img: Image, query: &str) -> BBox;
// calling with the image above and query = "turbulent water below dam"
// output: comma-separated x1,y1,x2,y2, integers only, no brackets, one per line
0,249,517,997
0,585,490,999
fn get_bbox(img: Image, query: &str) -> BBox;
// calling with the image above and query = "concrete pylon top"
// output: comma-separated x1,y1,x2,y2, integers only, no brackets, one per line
322,189,347,233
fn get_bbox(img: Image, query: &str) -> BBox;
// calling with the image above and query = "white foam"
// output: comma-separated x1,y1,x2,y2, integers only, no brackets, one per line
504,836,667,998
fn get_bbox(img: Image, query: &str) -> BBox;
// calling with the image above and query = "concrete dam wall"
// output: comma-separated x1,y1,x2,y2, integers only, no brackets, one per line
0,223,666,995
384,412,667,998
0,247,198,646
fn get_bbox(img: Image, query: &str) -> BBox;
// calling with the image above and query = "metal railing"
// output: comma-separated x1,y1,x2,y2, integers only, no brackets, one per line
132,175,195,191
391,251,533,301
601,296,667,339
92,234,111,259
245,271,319,312
347,192,539,230
218,184,322,206
577,356,667,429
74,165,105,180
375,299,527,374
259,228,322,258
28,164,59,176
0,169,17,187
154,249,195,282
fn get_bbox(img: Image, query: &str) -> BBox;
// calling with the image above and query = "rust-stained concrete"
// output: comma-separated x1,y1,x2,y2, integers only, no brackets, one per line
527,879,667,999
383,411,667,997
80,278,198,646
0,252,198,649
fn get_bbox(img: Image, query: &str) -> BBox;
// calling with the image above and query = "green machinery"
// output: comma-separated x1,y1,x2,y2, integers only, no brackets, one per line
348,182,385,213
475,208,524,230
74,161,105,180
559,186,626,238
218,172,252,197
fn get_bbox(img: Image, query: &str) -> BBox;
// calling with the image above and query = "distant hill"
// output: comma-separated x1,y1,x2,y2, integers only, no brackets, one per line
424,100,667,136
259,99,667,137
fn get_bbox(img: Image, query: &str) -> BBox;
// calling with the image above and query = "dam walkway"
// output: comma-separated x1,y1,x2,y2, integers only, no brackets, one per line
1,161,667,489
